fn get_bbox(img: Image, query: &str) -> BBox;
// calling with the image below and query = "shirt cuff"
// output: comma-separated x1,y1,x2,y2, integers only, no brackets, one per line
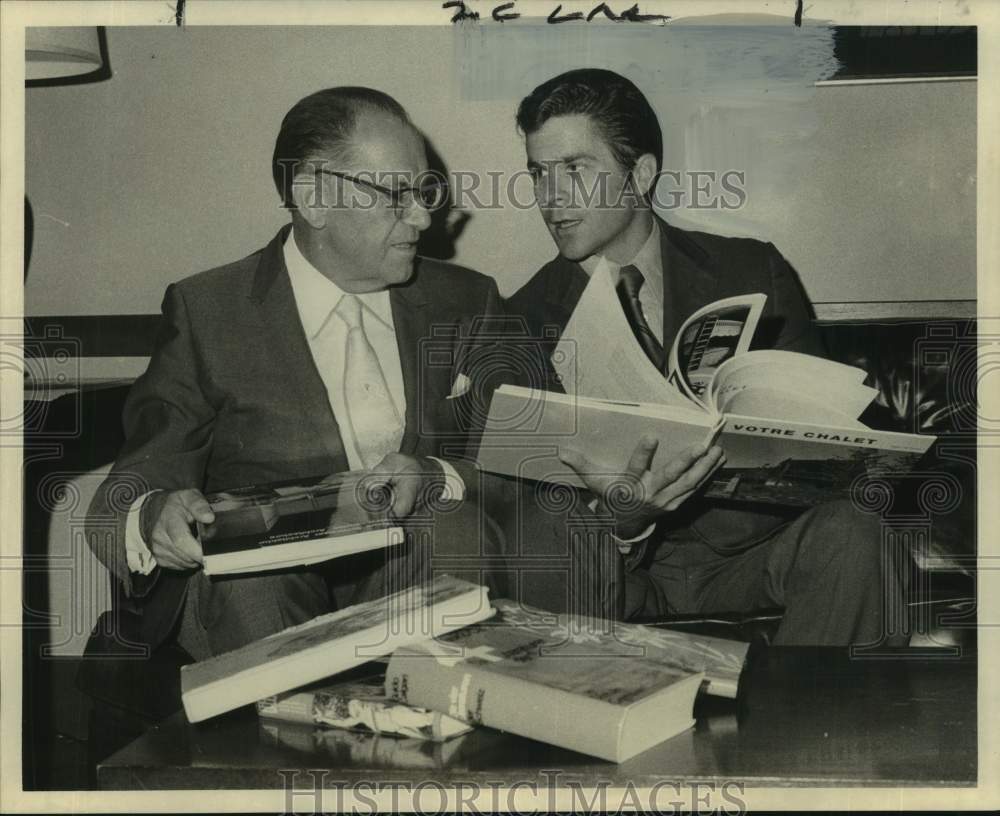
586,497,656,554
427,457,466,501
125,491,160,575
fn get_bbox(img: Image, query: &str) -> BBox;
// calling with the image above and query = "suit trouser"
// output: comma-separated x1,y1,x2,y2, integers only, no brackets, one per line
176,498,510,660
622,499,910,647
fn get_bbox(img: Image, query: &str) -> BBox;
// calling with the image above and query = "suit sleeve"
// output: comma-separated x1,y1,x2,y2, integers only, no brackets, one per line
765,243,827,358
87,283,216,598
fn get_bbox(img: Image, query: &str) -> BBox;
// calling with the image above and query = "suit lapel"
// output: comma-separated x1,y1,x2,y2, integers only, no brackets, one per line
658,217,719,359
389,263,439,455
543,256,591,333
249,227,350,472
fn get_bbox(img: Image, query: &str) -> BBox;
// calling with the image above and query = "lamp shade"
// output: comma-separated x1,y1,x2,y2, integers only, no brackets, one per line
26,27,102,81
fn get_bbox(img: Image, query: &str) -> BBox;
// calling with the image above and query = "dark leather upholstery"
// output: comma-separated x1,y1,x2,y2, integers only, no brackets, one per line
822,319,977,573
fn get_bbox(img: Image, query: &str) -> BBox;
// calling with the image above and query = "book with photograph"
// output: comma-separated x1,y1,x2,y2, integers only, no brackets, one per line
383,599,748,763
257,670,473,742
180,575,494,724
476,275,935,507
197,471,404,576
259,719,473,770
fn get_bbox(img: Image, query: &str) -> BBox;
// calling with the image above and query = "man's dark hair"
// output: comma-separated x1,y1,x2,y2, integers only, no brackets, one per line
272,87,410,207
516,68,663,174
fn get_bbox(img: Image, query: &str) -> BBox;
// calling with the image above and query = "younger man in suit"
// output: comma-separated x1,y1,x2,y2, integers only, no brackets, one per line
505,68,908,646
87,88,507,661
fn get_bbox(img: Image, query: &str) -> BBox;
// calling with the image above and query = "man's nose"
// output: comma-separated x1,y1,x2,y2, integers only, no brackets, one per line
535,174,569,210
401,199,432,231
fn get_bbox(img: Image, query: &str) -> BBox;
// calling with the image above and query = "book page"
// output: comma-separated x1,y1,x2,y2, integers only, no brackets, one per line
666,293,767,408
710,350,878,420
720,387,866,426
552,258,694,409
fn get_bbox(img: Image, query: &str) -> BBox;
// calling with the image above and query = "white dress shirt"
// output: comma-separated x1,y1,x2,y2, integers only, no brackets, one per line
284,230,407,469
580,218,665,344
125,230,463,573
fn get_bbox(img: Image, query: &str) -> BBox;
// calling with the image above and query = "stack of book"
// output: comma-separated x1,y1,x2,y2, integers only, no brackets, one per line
181,575,749,763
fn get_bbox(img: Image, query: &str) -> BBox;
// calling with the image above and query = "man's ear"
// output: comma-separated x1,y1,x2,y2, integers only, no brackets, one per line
289,172,328,229
630,153,658,199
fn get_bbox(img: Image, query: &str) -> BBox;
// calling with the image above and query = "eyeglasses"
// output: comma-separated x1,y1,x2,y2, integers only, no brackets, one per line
315,169,448,216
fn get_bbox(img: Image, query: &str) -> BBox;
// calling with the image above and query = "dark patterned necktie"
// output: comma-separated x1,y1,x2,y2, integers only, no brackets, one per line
616,264,665,372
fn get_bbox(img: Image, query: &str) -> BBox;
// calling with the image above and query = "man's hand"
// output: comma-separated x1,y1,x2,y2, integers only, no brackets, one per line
362,453,447,520
140,489,215,571
559,437,725,540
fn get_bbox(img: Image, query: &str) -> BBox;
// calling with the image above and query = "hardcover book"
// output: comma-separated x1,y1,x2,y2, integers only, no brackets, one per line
197,471,403,576
477,282,935,506
383,600,741,763
181,575,494,723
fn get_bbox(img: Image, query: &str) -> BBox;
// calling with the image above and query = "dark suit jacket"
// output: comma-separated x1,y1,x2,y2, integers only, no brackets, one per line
87,226,503,650
504,216,826,565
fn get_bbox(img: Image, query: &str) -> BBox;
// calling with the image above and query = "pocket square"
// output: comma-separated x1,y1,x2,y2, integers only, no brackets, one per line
447,372,472,399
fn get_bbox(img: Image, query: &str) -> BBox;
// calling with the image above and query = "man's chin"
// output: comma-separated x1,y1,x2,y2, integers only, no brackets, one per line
547,228,596,262
553,239,594,263
386,262,417,286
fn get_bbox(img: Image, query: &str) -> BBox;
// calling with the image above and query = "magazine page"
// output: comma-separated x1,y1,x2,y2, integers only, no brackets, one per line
552,258,694,409
666,294,767,408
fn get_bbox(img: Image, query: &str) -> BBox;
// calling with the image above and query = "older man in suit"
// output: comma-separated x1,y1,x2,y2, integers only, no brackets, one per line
87,88,507,661
505,69,907,646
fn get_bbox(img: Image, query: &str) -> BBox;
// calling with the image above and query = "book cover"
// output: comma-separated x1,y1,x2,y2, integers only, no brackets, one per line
257,672,473,742
704,415,933,506
384,601,713,763
259,720,473,770
198,471,403,576
490,599,748,699
181,574,494,723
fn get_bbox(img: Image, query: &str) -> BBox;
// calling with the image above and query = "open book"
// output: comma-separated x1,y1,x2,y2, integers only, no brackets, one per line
197,472,403,576
477,266,934,506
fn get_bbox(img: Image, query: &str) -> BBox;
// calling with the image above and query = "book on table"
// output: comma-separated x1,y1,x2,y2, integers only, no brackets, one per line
384,599,749,763
180,574,494,723
197,471,404,576
257,669,472,742
259,717,474,769
476,268,935,506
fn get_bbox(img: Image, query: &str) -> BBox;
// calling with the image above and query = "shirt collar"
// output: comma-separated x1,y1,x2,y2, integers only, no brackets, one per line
283,229,394,339
578,218,663,303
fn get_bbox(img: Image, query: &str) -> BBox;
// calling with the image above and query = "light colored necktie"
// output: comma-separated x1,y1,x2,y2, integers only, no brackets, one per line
335,294,404,469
